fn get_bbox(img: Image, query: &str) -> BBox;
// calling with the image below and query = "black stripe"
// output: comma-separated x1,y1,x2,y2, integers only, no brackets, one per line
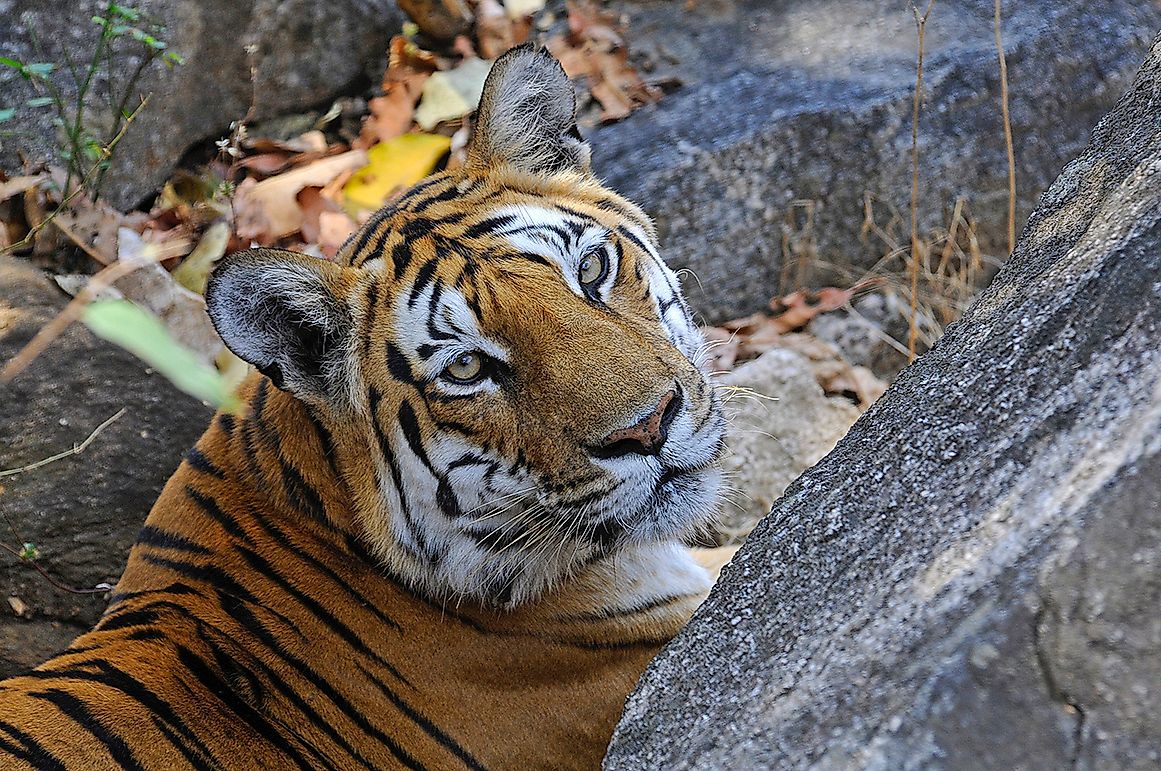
386,342,418,385
462,215,516,239
368,388,435,563
185,486,250,542
397,401,435,472
205,598,373,765
233,545,411,686
175,645,316,771
276,452,329,525
0,719,66,770
360,281,380,359
241,503,403,633
216,412,236,435
184,447,226,479
391,240,413,280
28,688,144,770
208,589,426,769
134,524,212,555
408,260,439,308
140,554,258,606
357,663,488,771
22,656,224,769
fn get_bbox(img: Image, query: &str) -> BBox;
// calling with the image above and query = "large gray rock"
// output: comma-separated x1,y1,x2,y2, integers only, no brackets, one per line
593,0,1161,323
605,32,1161,771
0,0,403,209
0,257,212,676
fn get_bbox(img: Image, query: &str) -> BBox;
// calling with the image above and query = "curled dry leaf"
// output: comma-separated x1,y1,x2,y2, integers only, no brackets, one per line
704,287,886,410
546,0,660,122
233,150,369,243
356,36,439,149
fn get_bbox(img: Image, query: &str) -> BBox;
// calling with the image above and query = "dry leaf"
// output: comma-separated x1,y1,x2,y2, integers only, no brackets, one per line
318,211,359,258
172,221,232,295
546,1,660,122
234,150,368,242
413,57,493,130
0,174,49,204
357,36,438,148
344,133,452,211
7,597,28,618
397,0,472,40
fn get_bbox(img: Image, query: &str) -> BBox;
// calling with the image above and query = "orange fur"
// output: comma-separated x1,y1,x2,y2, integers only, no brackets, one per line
0,46,733,769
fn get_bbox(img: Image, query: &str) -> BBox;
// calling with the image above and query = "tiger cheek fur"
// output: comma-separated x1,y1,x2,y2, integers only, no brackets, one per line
0,45,729,770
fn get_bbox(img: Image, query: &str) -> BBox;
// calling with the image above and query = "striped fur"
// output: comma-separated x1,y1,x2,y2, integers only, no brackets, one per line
0,46,730,769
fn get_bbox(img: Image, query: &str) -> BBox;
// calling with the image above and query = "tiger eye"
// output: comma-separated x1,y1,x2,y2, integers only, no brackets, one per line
578,251,605,286
445,352,484,382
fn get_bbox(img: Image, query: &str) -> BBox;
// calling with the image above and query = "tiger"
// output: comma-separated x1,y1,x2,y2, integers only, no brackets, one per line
0,45,735,769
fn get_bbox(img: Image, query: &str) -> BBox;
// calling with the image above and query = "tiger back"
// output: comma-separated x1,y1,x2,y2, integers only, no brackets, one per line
0,46,730,770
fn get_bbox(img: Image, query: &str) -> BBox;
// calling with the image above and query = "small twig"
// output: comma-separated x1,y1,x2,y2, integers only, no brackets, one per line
994,0,1016,256
0,542,113,595
0,409,125,478
908,1,936,362
0,96,150,259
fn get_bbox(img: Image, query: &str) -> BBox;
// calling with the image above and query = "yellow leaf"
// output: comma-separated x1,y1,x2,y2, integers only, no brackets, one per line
172,221,231,295
344,133,452,211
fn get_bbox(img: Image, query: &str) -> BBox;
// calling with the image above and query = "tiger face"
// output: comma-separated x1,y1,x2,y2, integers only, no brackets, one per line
207,46,726,606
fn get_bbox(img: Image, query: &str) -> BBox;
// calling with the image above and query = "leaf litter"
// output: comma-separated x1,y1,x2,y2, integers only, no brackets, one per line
0,0,880,416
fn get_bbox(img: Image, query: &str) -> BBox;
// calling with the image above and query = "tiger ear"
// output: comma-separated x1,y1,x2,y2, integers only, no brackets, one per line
206,249,356,402
467,44,591,176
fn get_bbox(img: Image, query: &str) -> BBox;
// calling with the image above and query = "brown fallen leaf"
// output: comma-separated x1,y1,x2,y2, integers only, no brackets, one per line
0,174,49,204
318,211,359,258
7,597,28,618
398,0,472,40
233,150,369,243
546,1,660,122
297,186,342,245
356,36,439,149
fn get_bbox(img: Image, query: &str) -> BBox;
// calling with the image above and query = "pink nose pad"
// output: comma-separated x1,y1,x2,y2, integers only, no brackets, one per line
592,388,680,458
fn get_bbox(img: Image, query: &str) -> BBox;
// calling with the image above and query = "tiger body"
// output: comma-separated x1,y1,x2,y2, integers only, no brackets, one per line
0,46,731,769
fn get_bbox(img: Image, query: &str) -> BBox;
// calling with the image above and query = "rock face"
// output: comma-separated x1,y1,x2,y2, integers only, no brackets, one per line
593,0,1161,323
0,258,212,676
604,33,1161,771
0,0,403,209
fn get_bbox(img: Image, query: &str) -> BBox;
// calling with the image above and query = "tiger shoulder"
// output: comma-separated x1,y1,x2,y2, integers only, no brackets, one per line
0,46,733,770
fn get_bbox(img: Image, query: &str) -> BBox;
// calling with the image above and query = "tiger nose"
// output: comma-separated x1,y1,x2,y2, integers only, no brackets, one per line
588,387,681,459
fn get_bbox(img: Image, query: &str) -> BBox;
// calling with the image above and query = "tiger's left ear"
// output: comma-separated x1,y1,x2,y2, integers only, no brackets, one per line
206,249,356,404
467,44,591,176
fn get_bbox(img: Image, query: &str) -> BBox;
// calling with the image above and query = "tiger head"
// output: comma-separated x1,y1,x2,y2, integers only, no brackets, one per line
207,46,726,606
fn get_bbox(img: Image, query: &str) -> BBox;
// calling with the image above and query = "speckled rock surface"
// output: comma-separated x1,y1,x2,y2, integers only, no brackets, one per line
0,257,212,676
604,34,1161,770
0,0,402,208
593,0,1161,323
715,348,859,543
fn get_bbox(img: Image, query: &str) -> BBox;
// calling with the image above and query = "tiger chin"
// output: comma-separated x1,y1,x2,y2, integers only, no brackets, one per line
0,46,734,770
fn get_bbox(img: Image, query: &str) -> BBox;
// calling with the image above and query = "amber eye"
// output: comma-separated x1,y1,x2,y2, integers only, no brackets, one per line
578,247,608,290
444,352,485,384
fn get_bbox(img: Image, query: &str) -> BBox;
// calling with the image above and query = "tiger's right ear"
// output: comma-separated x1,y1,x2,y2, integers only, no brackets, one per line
467,44,591,176
206,249,356,403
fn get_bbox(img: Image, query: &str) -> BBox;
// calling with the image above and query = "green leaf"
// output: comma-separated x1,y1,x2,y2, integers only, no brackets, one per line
25,96,54,108
18,543,40,561
0,56,25,70
23,62,54,78
82,299,238,408
0,108,15,123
